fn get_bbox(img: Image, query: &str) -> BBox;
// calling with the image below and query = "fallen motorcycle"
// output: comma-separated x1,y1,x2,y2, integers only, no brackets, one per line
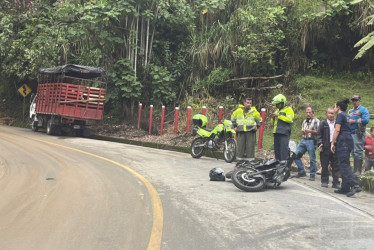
190,112,237,163
231,141,296,192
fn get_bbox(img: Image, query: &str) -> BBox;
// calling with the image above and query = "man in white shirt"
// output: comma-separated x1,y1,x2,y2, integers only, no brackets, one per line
295,107,320,180
316,108,340,188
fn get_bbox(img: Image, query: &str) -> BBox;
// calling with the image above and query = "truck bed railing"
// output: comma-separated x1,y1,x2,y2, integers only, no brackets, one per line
35,82,106,120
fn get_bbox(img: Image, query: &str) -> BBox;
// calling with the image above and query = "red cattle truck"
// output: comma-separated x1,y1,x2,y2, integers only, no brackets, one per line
29,64,107,137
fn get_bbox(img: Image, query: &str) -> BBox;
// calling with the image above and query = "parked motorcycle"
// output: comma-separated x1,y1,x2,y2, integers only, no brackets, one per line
190,112,237,163
231,141,296,192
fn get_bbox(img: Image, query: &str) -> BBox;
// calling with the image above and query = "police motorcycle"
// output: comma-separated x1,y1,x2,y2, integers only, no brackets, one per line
231,141,296,192
190,112,237,163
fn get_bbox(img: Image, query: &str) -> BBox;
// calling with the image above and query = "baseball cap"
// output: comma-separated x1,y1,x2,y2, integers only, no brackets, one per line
351,95,361,101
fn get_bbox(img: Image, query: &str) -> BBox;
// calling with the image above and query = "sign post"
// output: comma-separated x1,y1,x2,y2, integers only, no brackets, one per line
17,84,32,121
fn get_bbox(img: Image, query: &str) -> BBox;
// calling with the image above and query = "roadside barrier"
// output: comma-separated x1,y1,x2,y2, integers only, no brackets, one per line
160,105,165,135
137,103,142,129
218,106,223,123
257,108,266,149
136,104,266,148
174,107,179,135
149,105,153,135
186,106,191,133
201,106,206,115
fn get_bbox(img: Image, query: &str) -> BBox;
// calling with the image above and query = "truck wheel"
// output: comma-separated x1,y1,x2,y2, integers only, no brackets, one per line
31,116,38,132
54,125,62,136
82,127,91,137
46,119,54,135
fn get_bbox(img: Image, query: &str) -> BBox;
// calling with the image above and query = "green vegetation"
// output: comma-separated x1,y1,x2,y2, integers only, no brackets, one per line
0,0,373,136
280,73,374,149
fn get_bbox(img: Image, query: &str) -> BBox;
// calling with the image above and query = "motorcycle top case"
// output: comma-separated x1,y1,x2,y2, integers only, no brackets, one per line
192,114,207,128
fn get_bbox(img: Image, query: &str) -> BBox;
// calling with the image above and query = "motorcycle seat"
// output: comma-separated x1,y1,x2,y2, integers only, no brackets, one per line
201,128,213,132
263,159,278,166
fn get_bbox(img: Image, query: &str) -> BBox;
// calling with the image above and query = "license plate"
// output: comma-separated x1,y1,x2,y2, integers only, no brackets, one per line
73,125,81,129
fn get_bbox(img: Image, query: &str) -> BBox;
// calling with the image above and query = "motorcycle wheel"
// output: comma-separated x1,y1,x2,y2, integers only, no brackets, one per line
190,137,205,158
223,138,237,163
232,169,265,192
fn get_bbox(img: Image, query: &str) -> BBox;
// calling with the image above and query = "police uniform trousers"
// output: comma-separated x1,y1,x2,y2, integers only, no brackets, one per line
237,131,256,160
274,133,289,161
336,133,358,192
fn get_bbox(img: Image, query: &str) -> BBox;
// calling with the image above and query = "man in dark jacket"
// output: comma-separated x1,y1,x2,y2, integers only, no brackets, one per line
317,108,340,188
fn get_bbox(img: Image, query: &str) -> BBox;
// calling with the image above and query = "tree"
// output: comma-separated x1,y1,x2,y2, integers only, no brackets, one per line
352,0,374,59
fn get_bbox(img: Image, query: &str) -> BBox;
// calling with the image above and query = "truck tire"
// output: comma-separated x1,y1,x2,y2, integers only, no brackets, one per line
46,119,54,135
54,125,62,136
82,127,91,137
31,116,38,132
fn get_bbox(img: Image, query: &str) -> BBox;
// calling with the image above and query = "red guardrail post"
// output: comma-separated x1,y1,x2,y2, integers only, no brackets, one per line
149,105,153,135
201,106,206,115
186,106,191,133
174,107,179,135
137,103,142,129
160,105,165,135
257,108,266,149
218,106,223,123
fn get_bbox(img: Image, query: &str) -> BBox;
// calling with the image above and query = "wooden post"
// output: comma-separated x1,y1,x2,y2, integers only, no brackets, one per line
160,105,165,135
258,108,266,149
186,106,191,133
149,105,153,135
174,107,179,135
201,106,206,115
137,103,142,129
218,106,223,123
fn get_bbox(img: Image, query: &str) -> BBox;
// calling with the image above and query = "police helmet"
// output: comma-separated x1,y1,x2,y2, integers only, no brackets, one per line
272,94,287,105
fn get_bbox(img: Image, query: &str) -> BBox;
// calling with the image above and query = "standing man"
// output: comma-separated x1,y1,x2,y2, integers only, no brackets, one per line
231,97,262,161
294,107,320,181
349,94,370,176
271,94,294,161
317,108,340,188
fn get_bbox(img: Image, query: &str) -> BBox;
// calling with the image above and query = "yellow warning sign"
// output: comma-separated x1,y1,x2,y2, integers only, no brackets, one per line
18,84,32,97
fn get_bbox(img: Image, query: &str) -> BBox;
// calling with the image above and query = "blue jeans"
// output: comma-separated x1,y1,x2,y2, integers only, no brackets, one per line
295,139,317,177
337,133,357,191
352,134,365,161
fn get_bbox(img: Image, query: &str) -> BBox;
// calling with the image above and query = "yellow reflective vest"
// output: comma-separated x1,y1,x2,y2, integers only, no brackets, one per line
231,105,262,132
271,106,294,135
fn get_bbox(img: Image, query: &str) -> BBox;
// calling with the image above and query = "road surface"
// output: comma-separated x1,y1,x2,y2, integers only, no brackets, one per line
1,126,374,250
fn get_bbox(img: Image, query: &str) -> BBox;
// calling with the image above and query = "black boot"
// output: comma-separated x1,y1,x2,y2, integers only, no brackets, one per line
346,185,362,197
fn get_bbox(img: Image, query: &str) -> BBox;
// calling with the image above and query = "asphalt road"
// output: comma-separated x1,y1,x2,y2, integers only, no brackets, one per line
1,126,374,250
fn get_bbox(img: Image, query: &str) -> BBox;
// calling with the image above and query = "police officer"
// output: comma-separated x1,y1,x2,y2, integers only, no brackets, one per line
331,98,362,197
231,97,262,161
349,94,370,176
271,94,294,161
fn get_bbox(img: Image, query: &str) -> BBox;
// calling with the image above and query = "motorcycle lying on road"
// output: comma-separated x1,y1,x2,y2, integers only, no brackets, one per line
231,141,296,192
190,112,237,163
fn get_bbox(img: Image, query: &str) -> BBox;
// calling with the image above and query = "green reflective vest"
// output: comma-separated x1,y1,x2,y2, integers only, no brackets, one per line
231,105,262,132
271,106,294,135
